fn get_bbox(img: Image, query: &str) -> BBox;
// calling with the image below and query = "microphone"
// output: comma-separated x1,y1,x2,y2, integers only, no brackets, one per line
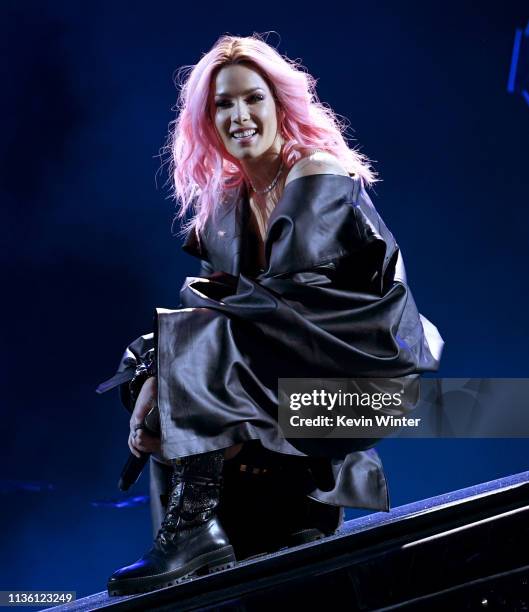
118,452,150,492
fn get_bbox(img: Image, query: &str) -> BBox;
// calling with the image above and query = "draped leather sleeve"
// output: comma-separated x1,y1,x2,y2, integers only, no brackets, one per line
264,175,396,285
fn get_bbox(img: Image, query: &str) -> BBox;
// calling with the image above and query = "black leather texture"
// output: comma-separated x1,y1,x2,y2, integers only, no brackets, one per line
103,174,444,512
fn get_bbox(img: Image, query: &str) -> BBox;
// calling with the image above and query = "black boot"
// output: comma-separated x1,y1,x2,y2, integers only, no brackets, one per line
107,450,236,596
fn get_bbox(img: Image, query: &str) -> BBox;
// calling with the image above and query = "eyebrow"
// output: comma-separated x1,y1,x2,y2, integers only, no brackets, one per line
214,87,264,98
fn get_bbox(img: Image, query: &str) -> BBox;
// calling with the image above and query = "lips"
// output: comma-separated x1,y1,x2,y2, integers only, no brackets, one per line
231,128,258,140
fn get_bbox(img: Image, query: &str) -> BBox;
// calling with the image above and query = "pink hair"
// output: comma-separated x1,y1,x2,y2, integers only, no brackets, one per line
166,33,378,236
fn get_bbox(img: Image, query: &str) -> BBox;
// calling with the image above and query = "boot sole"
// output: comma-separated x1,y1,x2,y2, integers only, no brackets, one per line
107,545,236,596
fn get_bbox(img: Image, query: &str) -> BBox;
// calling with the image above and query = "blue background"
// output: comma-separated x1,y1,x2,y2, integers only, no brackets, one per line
2,0,528,600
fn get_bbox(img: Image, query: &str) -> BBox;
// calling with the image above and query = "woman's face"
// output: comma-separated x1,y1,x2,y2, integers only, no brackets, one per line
212,64,281,162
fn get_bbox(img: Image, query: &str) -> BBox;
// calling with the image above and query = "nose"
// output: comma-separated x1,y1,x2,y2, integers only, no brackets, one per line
232,100,250,124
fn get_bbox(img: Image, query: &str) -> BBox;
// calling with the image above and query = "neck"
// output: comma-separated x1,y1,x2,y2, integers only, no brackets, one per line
241,135,283,193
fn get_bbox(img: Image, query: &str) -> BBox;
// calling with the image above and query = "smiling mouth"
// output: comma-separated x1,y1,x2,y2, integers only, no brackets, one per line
231,129,258,140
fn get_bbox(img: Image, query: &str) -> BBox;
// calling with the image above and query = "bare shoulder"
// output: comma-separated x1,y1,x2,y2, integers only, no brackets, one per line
284,151,350,187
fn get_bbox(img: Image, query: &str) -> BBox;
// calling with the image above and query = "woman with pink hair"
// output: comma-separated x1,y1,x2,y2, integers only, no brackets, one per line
101,33,443,596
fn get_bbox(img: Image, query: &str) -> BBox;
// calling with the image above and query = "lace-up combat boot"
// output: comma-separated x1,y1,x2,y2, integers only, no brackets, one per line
107,450,235,596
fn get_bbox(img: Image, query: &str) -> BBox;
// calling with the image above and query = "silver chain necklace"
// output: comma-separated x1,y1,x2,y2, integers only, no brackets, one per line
250,162,284,195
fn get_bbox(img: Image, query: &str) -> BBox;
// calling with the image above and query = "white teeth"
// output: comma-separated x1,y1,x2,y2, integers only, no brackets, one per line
232,129,257,139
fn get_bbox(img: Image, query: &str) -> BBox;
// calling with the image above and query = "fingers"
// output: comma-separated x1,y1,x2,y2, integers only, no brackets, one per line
137,429,161,454
128,432,141,458
128,428,161,456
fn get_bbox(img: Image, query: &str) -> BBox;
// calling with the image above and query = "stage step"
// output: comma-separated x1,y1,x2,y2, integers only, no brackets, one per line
44,471,529,611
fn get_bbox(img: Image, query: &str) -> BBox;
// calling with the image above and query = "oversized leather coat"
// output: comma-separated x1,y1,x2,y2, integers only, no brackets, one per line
101,173,443,511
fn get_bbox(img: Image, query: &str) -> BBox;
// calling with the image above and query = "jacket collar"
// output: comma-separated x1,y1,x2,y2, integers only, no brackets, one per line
183,174,359,277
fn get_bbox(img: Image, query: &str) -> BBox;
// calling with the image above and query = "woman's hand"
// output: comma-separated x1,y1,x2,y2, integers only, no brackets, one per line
128,376,161,457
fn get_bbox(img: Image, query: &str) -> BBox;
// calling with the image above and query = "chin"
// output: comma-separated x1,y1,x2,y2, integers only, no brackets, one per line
232,149,263,161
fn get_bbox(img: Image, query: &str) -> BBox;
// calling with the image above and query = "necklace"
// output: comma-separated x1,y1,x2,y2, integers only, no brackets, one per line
250,162,284,195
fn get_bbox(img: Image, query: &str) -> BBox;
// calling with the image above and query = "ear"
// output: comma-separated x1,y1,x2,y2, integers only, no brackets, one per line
276,107,286,135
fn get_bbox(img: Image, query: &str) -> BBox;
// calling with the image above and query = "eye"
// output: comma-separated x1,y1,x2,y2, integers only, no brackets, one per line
214,94,264,108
